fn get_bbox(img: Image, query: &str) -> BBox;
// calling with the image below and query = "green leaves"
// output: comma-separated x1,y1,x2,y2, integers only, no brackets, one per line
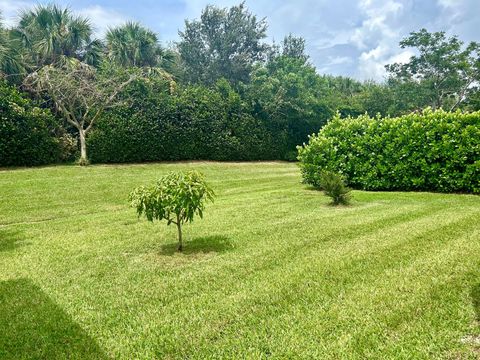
0,81,61,166
386,28,480,111
0,20,25,79
319,171,351,205
87,81,283,163
129,170,215,226
298,109,480,193
178,3,268,85
13,4,98,69
129,170,215,251
106,22,162,68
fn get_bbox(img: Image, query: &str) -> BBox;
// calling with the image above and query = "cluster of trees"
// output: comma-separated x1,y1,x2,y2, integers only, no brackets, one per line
1,3,479,166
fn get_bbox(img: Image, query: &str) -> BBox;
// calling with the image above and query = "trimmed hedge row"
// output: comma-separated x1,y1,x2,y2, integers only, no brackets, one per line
88,82,285,163
298,109,480,193
0,81,61,167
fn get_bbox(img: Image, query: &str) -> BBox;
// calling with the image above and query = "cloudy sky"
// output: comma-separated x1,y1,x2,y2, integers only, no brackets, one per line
1,0,479,81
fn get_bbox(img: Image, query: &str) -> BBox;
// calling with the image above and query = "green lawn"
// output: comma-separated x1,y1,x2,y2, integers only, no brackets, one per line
0,162,479,359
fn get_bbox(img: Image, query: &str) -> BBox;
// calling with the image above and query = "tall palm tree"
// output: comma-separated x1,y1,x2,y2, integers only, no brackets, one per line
106,22,162,67
11,4,102,69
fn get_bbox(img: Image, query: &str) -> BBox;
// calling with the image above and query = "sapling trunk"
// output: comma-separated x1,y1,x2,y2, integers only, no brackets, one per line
176,214,183,251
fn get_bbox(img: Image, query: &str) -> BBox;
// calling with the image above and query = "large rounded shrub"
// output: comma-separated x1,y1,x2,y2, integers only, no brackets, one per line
298,109,480,193
0,81,61,167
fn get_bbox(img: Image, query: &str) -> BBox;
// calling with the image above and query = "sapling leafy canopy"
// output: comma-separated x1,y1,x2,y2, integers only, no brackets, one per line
129,170,215,251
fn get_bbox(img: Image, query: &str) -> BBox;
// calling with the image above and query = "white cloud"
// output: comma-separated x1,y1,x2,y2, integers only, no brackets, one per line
357,46,415,81
357,45,388,80
77,5,129,38
311,30,352,50
0,0,34,27
387,49,415,65
327,56,353,66
317,55,355,74
348,0,407,80
437,0,457,8
350,0,403,49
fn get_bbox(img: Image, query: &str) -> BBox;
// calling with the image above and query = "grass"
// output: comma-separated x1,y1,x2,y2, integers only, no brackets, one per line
0,161,479,359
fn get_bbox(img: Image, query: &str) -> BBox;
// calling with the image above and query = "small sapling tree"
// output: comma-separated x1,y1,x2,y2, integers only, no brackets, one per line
129,170,215,251
319,171,351,206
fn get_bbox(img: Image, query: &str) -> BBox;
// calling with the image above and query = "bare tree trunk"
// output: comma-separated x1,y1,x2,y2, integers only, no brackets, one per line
176,214,183,252
79,129,88,165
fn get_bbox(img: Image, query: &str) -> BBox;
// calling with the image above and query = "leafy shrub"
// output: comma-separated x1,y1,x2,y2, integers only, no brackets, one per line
0,81,61,166
129,170,215,251
298,109,480,193
319,171,351,205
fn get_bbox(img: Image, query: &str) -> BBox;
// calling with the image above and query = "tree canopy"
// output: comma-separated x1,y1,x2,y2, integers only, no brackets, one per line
129,171,215,251
0,15,25,78
106,22,163,68
23,61,144,164
178,2,269,85
386,28,480,111
11,4,102,69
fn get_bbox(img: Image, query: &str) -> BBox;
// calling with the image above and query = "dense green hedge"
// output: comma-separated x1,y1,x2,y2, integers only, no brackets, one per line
88,80,284,163
0,81,61,166
298,109,480,193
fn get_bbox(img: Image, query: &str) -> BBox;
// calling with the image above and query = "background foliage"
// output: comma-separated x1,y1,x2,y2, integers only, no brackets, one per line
1,3,479,174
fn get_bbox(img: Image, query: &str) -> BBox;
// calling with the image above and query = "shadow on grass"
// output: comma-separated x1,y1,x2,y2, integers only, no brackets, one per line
472,283,480,322
0,228,27,252
0,278,108,359
160,235,233,256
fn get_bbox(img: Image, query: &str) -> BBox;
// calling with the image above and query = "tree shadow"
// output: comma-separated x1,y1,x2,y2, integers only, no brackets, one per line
0,278,108,359
160,235,234,256
0,228,28,252
472,283,480,322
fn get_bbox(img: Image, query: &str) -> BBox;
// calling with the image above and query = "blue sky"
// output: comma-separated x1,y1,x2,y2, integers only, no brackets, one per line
1,0,479,81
